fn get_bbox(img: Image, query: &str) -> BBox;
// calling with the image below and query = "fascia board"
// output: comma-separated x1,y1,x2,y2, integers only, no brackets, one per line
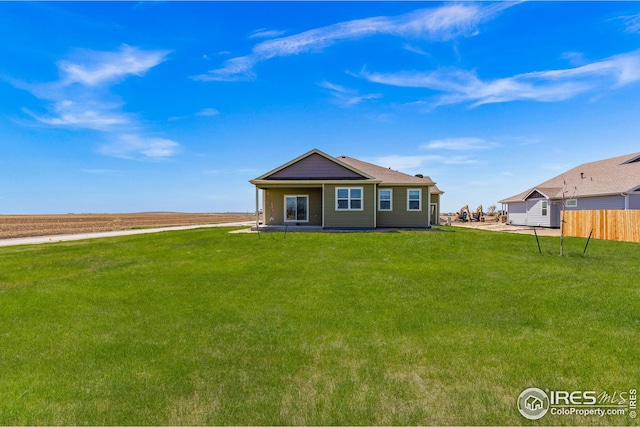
251,179,381,187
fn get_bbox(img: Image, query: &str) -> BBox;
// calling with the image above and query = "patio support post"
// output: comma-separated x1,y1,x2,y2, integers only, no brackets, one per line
427,185,432,227
255,186,260,230
322,183,325,228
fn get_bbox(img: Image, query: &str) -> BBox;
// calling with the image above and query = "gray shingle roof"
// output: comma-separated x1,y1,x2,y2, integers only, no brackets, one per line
337,155,437,187
500,152,640,203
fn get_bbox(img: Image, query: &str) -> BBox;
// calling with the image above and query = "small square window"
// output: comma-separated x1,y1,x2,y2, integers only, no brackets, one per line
379,189,392,211
408,189,422,211
336,187,363,211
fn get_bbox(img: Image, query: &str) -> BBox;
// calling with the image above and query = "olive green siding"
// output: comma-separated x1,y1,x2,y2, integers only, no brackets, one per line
261,185,438,228
376,186,431,228
263,188,323,226
323,184,376,228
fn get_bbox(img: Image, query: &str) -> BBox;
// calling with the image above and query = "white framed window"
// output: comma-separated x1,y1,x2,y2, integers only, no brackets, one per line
378,189,392,211
407,189,422,211
336,187,363,211
284,195,309,222
566,199,578,208
541,201,548,216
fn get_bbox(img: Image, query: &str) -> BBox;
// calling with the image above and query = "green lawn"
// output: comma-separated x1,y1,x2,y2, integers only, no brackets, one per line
0,227,638,425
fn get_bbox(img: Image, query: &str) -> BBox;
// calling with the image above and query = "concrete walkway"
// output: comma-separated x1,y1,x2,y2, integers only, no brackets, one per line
0,221,255,247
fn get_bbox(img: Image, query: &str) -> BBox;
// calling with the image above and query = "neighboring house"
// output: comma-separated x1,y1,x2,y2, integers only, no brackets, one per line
250,148,443,229
499,152,640,227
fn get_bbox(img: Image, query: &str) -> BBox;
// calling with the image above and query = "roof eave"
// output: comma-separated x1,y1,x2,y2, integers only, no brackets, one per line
251,179,382,187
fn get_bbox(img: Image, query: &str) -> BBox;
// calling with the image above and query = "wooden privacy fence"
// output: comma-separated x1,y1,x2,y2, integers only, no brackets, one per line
564,210,640,243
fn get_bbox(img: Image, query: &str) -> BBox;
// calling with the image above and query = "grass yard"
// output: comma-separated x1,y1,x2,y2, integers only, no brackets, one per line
0,227,638,425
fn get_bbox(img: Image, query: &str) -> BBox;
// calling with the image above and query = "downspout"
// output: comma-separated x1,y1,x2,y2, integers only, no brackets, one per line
622,193,629,210
373,185,377,229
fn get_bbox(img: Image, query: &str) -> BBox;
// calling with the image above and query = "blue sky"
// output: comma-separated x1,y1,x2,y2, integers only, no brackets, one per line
2,1,640,214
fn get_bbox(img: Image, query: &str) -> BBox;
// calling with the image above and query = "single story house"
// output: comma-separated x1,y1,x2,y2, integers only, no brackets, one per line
499,152,640,227
250,148,443,229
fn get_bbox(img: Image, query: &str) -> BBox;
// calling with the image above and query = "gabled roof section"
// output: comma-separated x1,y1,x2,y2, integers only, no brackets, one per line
337,156,436,186
430,184,444,195
253,148,373,181
500,151,640,203
523,188,560,201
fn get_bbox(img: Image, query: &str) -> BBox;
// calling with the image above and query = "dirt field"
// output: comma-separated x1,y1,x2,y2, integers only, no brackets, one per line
0,213,255,240
441,215,561,236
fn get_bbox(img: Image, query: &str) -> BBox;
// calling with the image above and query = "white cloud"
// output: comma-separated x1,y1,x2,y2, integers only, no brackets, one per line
196,108,220,117
402,43,430,56
24,99,132,131
99,134,180,160
319,81,382,107
193,56,256,82
249,28,287,39
11,45,179,159
616,13,640,34
561,51,586,66
367,153,476,173
58,45,170,87
421,137,498,151
194,3,512,82
371,154,436,171
360,49,640,107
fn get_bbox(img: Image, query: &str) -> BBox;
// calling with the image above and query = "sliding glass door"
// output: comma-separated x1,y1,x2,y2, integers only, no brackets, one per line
285,195,308,222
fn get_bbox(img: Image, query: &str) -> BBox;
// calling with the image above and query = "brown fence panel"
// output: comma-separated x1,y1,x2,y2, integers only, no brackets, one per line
564,210,640,243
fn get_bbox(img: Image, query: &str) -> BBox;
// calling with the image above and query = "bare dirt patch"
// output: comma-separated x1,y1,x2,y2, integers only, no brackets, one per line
0,213,255,240
441,215,561,236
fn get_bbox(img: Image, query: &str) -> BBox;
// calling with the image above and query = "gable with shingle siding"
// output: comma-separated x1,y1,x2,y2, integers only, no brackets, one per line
264,153,367,180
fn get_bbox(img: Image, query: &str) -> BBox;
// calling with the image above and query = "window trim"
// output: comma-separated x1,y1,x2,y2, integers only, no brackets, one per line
541,200,548,217
284,194,309,222
336,187,364,211
407,188,422,211
378,188,393,211
566,199,578,208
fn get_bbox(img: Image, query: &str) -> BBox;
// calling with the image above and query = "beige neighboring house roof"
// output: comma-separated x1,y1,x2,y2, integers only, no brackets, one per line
336,155,439,190
500,152,640,203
